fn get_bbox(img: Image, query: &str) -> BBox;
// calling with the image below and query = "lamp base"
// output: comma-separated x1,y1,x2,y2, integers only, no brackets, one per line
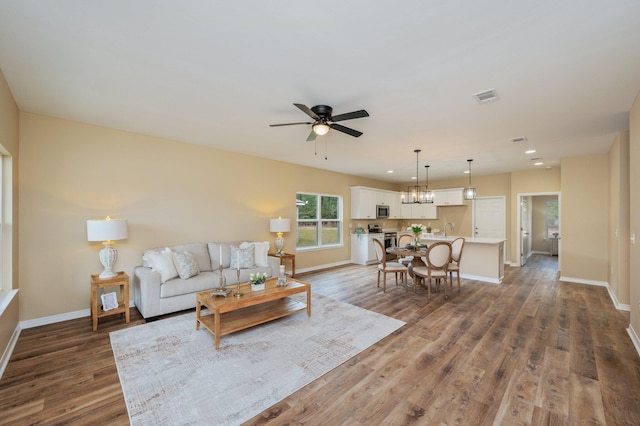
98,242,118,280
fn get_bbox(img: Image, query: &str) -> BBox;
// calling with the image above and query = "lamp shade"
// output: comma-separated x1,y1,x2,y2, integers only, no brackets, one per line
87,218,128,242
269,218,290,233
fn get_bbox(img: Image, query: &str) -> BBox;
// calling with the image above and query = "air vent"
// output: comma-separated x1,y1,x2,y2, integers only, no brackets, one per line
473,88,498,103
511,136,528,143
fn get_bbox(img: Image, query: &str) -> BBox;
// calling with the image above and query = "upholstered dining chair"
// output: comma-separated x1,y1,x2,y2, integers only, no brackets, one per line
396,234,414,266
448,237,465,292
372,238,407,292
412,241,452,299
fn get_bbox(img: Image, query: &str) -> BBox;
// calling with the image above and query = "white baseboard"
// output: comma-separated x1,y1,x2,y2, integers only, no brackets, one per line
0,324,21,380
19,300,137,329
627,325,640,359
459,273,501,284
606,286,631,311
559,276,608,287
298,260,351,275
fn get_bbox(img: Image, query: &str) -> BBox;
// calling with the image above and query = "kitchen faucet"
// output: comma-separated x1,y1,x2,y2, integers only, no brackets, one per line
443,222,455,237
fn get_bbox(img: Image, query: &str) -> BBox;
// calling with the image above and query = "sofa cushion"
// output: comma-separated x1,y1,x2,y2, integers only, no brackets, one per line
230,245,256,269
160,271,217,298
172,250,200,280
143,248,178,282
251,241,270,267
170,242,212,272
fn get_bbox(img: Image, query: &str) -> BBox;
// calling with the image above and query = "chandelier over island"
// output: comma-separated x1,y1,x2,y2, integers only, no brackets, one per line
401,149,434,204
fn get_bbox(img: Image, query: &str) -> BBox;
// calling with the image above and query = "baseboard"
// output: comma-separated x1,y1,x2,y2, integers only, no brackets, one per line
459,273,501,284
297,260,351,275
19,300,137,329
0,324,21,380
559,276,608,287
606,286,631,312
627,325,640,359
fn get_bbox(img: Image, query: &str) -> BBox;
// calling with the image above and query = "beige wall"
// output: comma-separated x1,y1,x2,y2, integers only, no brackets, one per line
630,93,640,334
560,154,609,282
608,132,630,306
0,69,20,359
17,113,394,321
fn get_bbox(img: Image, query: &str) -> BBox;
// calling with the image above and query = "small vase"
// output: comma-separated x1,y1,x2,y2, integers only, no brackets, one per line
413,233,421,246
251,282,265,291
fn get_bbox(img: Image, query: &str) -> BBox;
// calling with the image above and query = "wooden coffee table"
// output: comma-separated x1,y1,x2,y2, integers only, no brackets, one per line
195,277,311,349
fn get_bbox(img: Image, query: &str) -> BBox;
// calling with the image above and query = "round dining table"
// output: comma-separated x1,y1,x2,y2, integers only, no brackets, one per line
386,245,429,280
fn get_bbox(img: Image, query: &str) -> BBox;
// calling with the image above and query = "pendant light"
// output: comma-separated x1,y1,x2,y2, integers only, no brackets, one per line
401,149,427,204
424,165,434,203
463,159,477,200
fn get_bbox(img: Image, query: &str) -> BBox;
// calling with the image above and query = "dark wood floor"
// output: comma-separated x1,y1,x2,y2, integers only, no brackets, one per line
1,255,639,425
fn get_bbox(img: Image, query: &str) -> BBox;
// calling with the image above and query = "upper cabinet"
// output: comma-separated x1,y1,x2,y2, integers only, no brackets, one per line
433,188,468,206
401,203,438,219
351,186,402,219
351,187,376,219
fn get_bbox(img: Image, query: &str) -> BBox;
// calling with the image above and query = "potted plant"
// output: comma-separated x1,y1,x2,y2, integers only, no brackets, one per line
407,223,425,246
249,272,268,291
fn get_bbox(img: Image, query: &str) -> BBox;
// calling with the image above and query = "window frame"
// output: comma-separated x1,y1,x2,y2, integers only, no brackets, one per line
295,192,343,251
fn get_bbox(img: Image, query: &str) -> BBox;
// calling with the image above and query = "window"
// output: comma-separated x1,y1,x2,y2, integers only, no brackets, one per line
296,193,342,249
545,200,559,238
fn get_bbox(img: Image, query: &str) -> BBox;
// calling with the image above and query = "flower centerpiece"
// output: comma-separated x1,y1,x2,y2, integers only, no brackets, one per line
249,272,268,291
407,223,425,246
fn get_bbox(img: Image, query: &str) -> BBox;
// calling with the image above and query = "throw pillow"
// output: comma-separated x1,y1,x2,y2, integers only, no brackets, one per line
143,248,178,283
229,245,256,269
253,241,270,267
172,250,200,280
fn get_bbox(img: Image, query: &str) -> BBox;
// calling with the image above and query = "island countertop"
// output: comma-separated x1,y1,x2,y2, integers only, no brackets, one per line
420,235,506,245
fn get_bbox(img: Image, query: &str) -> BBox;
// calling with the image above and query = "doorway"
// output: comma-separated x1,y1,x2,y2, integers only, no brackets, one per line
517,192,561,269
473,196,507,264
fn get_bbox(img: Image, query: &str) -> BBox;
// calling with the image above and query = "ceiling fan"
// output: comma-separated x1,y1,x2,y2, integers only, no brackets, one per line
269,103,369,141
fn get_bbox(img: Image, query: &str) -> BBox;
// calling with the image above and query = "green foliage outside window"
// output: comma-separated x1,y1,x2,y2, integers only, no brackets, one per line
296,193,342,249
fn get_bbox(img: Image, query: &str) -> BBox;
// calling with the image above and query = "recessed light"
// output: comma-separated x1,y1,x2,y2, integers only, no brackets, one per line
545,166,552,169
387,170,393,174
464,170,470,174
411,176,417,180
525,149,536,154
534,162,544,166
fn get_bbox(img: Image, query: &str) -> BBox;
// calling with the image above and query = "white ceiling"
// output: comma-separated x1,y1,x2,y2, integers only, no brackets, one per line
1,1,639,183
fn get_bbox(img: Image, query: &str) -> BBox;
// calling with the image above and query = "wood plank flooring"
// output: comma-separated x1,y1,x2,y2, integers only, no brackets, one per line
1,255,639,425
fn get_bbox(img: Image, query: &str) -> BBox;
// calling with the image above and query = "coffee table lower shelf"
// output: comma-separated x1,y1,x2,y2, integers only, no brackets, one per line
198,298,306,339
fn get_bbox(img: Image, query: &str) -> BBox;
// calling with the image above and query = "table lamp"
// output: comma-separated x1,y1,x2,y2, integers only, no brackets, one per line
269,217,290,256
87,216,128,279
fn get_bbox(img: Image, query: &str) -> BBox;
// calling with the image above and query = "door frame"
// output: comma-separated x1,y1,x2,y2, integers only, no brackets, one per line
516,191,561,269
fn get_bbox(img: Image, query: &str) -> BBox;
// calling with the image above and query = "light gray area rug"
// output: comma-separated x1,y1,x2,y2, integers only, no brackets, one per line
110,293,405,425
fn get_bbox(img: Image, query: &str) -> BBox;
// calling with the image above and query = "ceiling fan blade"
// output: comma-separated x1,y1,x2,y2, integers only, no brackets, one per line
294,103,320,120
330,109,369,122
306,129,317,142
269,121,312,127
330,123,363,138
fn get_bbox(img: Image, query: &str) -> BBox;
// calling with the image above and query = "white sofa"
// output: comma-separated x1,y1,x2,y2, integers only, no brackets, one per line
133,241,281,319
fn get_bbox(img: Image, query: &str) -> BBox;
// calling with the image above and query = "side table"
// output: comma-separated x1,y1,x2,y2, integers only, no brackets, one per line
90,271,130,331
268,252,296,278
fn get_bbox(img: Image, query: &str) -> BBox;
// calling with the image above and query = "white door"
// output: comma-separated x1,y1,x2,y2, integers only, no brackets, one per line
520,196,532,266
473,197,506,238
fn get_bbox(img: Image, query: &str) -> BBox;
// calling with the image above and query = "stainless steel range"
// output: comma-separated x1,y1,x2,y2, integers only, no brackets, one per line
368,224,396,260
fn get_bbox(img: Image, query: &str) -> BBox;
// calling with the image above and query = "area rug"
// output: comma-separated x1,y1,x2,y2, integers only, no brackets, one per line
110,293,405,425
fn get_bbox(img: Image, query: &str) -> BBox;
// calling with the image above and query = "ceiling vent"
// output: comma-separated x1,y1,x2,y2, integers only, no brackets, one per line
473,88,498,103
511,136,528,143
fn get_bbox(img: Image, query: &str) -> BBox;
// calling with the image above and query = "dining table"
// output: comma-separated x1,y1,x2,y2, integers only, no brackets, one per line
386,244,449,298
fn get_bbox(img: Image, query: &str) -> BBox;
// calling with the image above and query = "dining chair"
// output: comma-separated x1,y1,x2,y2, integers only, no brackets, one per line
412,241,452,299
448,237,465,292
396,234,414,266
372,238,407,292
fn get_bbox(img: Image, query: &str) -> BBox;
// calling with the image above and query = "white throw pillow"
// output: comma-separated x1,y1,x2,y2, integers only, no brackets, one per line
253,241,270,267
230,245,256,269
144,248,178,282
172,251,200,280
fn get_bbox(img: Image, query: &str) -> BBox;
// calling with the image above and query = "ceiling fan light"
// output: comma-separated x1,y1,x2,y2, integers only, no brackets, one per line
312,123,330,136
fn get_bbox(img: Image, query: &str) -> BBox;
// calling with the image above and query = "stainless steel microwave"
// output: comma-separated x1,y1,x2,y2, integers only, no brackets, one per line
376,205,389,218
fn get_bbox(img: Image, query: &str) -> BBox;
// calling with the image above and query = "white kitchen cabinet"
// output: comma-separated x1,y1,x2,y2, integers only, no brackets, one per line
433,188,467,206
351,187,401,219
351,187,376,219
351,233,382,265
400,202,438,219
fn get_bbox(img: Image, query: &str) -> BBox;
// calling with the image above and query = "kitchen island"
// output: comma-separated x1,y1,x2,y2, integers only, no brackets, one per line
420,235,506,284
